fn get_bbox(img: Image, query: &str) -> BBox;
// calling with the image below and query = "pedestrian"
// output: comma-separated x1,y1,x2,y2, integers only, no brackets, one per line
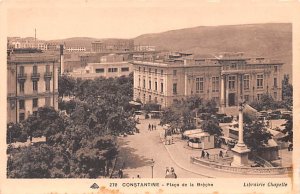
154,124,157,130
148,123,151,131
206,151,210,159
152,124,154,131
170,167,174,174
137,174,141,178
166,167,170,175
219,150,223,158
201,150,205,158
118,169,123,178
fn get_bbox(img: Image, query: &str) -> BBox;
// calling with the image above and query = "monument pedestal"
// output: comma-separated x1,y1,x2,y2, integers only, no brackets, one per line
231,143,251,167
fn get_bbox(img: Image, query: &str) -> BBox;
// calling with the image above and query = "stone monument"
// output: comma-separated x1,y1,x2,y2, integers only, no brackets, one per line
231,101,251,166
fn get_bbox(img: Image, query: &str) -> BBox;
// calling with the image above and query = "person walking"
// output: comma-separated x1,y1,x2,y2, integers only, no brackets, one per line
148,123,151,131
118,169,123,178
206,151,210,159
219,150,223,158
166,167,170,175
170,167,175,174
154,124,157,130
201,150,205,158
152,124,154,131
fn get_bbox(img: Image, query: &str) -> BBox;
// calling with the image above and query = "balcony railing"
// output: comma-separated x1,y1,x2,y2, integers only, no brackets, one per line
31,73,41,80
44,72,53,79
17,73,27,80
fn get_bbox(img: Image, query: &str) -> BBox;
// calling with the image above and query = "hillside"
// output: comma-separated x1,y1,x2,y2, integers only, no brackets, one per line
134,23,292,76
47,37,99,51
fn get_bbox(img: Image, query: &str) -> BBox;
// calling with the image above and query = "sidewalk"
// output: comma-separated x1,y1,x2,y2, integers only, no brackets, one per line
158,129,291,178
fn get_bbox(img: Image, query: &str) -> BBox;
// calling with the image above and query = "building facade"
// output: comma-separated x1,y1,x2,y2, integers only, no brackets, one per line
7,49,59,123
91,39,134,53
68,54,132,79
133,53,283,108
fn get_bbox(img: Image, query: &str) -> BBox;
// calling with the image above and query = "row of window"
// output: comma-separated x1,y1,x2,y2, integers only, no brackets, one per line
139,79,164,93
19,65,51,74
138,67,165,75
244,92,278,101
137,74,278,95
19,80,51,93
224,74,275,91
18,97,51,110
95,67,129,73
138,92,163,104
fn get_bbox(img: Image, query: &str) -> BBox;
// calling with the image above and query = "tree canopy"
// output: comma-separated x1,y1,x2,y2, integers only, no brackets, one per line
8,74,135,178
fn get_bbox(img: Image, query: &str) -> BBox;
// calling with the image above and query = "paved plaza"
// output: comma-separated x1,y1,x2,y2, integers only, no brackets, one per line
113,117,292,178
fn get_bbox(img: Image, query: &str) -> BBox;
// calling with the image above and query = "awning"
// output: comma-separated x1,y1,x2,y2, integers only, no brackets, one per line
129,101,142,106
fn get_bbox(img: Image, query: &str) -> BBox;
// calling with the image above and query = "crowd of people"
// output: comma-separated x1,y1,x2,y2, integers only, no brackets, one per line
200,150,227,160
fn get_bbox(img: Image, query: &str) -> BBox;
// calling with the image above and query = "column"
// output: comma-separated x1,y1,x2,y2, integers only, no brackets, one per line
240,74,243,101
225,75,229,107
220,74,225,107
238,105,245,145
184,72,188,96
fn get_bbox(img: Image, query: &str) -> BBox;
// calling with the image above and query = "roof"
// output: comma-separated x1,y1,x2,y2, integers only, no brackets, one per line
31,136,46,143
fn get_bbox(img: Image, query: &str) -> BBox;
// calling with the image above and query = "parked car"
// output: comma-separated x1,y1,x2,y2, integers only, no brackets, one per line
215,113,233,123
268,110,281,120
281,111,292,119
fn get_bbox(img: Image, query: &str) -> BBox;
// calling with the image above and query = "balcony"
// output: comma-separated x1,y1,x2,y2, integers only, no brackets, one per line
17,73,27,81
31,73,41,80
44,72,53,79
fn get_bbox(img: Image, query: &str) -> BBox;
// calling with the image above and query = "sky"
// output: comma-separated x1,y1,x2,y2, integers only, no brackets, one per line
3,0,299,40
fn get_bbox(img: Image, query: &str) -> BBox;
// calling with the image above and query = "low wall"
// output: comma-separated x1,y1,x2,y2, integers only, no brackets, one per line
191,157,292,175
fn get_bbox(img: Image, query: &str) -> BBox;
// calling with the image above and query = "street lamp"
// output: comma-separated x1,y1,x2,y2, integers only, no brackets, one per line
150,158,155,178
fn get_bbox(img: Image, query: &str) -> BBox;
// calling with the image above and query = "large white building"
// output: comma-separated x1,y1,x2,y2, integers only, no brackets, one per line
133,52,283,108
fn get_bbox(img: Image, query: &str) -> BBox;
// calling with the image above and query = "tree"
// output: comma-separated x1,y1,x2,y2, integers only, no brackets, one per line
201,118,222,136
8,144,56,178
7,123,26,143
243,121,273,152
281,116,293,143
22,107,67,138
58,75,76,97
250,94,281,111
282,74,293,110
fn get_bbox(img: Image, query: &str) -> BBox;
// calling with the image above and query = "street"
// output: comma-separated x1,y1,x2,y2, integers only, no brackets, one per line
113,118,208,178
113,117,291,178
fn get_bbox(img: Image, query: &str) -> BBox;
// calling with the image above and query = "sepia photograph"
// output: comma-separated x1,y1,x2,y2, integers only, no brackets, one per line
1,0,299,193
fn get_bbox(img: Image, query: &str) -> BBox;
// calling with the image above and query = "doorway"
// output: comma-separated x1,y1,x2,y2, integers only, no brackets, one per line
228,93,235,106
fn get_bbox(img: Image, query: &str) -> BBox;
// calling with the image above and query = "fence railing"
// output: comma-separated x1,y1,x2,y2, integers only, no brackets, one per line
191,157,292,175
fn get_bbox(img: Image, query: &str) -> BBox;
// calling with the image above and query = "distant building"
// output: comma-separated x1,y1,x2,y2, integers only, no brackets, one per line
65,46,86,52
133,52,283,108
68,54,132,79
7,49,59,123
91,39,134,52
134,45,156,52
8,37,48,51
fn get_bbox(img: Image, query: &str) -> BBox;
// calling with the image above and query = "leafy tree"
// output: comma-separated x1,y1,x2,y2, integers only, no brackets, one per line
7,123,26,143
144,103,161,113
250,94,282,111
281,116,293,143
22,107,67,138
58,75,76,97
282,74,293,110
8,144,55,178
201,118,222,136
243,121,273,152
